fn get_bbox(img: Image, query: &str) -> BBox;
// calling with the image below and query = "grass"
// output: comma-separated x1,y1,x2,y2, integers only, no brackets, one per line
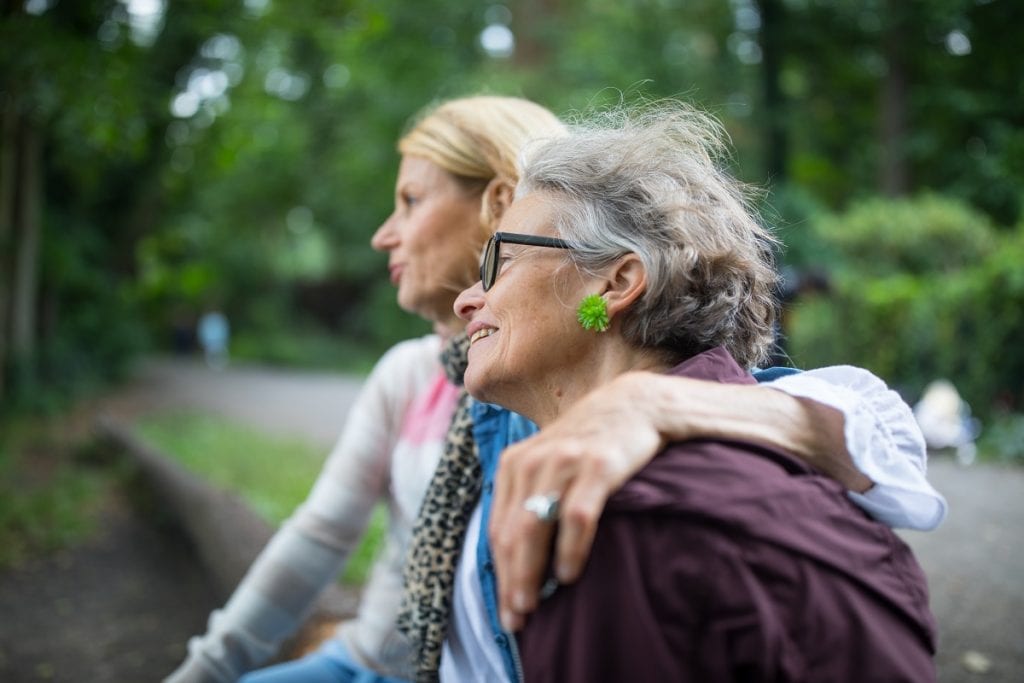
0,416,113,569
135,411,386,585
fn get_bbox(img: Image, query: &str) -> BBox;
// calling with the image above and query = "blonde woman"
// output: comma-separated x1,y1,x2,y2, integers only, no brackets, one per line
167,96,564,683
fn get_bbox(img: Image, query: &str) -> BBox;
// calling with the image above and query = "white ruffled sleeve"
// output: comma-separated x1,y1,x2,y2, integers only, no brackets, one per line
764,366,948,531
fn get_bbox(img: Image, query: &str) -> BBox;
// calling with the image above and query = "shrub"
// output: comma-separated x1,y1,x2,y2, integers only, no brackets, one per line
813,193,998,276
978,412,1024,464
787,196,1023,419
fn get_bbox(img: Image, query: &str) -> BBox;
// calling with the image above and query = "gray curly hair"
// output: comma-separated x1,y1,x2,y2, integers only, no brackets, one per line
516,101,779,369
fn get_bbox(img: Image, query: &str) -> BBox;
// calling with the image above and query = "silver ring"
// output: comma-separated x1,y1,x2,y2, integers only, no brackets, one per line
523,492,560,523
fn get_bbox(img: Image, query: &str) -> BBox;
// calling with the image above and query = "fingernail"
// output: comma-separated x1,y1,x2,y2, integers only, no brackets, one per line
513,590,528,611
501,609,517,632
556,562,573,582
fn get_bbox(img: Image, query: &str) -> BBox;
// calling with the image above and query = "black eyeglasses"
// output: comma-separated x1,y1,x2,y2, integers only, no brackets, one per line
480,232,573,291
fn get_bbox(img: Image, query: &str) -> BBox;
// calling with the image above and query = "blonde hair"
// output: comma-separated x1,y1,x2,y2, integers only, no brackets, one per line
399,95,566,231
394,96,567,294
518,101,780,369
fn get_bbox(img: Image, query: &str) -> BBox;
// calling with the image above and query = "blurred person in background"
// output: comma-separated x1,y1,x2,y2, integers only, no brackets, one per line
197,308,230,370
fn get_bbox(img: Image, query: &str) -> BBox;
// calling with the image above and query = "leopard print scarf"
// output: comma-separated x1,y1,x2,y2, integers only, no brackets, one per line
397,331,482,682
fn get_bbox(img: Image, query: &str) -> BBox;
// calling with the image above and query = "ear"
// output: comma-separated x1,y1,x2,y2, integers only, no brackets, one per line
600,253,647,320
481,176,516,229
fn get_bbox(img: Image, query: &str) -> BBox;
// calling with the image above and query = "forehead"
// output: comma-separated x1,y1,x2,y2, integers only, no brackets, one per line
396,155,454,187
500,192,560,238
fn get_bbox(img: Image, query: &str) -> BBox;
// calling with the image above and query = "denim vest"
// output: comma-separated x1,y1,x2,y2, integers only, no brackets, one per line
471,400,538,682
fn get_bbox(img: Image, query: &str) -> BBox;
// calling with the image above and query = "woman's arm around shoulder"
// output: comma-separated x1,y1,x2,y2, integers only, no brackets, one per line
487,363,947,632
762,365,948,531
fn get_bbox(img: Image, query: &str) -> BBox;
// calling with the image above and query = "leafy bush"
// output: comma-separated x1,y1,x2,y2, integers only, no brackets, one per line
814,193,998,276
231,325,382,374
4,213,151,416
978,412,1024,464
787,196,1023,419
763,183,833,271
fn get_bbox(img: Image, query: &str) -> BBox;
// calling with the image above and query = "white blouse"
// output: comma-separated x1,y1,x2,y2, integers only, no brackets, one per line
768,365,947,530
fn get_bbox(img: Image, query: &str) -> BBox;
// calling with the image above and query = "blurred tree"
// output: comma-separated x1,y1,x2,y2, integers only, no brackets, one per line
774,0,1021,221
0,0,240,407
788,196,1022,416
0,0,1020,414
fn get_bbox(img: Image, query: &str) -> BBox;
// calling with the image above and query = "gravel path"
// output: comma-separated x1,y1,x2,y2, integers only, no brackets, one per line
0,494,220,681
897,457,1024,681
1,356,1021,682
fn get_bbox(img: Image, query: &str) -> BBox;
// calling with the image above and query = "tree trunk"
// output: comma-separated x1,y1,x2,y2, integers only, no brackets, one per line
10,117,42,387
512,0,559,67
0,105,18,402
758,0,788,183
879,1,909,195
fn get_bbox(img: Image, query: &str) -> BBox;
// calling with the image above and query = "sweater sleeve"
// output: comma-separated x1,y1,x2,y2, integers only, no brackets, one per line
165,336,437,683
764,365,947,530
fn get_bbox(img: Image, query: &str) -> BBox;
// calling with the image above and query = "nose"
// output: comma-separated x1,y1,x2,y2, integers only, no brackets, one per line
454,280,485,322
371,214,399,252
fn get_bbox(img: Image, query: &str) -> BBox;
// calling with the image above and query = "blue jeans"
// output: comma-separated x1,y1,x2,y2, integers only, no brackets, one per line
238,639,410,683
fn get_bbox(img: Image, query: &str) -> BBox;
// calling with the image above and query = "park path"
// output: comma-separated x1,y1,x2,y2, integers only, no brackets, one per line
2,356,1022,682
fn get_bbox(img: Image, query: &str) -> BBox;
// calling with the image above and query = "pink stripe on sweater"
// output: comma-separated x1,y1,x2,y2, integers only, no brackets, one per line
400,370,461,445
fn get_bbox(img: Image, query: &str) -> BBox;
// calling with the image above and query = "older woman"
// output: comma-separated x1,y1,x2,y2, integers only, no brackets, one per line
451,103,936,681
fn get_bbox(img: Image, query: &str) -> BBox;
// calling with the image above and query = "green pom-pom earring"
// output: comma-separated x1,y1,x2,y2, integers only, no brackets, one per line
577,294,610,332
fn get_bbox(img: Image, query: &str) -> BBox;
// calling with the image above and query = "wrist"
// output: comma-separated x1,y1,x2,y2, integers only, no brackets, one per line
623,372,695,446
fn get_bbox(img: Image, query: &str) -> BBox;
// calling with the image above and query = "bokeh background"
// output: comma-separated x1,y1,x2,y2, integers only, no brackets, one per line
1,0,1022,681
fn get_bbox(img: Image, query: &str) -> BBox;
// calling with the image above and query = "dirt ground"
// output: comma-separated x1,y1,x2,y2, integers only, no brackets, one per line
1,356,1022,682
0,492,220,682
0,358,366,683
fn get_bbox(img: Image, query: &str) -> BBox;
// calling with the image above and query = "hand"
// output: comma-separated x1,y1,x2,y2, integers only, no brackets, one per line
488,371,664,631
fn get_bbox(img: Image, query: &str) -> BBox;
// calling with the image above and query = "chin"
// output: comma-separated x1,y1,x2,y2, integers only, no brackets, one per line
463,364,497,405
463,367,485,402
394,290,416,315
397,293,432,321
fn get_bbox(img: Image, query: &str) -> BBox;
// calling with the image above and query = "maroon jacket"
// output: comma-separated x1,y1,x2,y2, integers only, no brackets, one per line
517,347,936,682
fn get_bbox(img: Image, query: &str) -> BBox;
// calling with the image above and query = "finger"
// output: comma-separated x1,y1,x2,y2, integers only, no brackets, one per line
552,472,611,584
490,445,540,626
489,449,531,618
496,511,555,630
494,446,577,627
489,441,533,550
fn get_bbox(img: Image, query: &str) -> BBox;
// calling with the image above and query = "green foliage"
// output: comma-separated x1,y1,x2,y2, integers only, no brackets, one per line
788,198,1024,418
0,418,111,569
5,0,1023,415
814,194,998,276
978,412,1024,464
3,213,151,414
136,412,385,584
764,183,830,270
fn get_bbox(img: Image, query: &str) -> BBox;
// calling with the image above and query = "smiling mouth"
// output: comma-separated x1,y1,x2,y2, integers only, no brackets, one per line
470,328,496,345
